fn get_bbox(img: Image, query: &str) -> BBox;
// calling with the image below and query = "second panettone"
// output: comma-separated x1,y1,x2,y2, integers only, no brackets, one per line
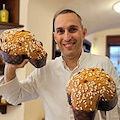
0,29,47,68
66,67,118,120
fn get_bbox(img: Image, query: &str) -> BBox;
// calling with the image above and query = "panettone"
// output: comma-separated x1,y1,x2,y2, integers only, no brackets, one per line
66,67,118,120
0,29,47,68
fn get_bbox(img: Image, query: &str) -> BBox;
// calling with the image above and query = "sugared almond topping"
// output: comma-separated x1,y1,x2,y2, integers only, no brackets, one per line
66,67,116,111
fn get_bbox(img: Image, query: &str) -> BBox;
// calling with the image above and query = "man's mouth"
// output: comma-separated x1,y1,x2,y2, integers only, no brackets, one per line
63,42,76,48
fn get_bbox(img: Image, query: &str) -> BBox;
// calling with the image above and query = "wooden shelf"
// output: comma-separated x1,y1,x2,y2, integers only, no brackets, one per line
0,22,24,30
0,103,10,106
0,0,24,30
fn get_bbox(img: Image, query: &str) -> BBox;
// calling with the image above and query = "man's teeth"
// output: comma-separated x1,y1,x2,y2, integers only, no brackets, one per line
65,44,73,47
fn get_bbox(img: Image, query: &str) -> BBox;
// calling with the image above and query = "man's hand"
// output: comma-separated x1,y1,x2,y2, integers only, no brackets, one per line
4,59,29,83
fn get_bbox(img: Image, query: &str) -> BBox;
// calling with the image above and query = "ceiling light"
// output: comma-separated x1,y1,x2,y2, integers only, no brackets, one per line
113,1,120,13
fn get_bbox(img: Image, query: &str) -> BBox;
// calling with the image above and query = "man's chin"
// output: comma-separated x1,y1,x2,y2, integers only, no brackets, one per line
62,52,75,59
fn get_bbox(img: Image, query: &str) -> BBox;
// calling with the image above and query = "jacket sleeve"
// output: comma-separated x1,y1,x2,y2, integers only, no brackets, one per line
0,74,39,105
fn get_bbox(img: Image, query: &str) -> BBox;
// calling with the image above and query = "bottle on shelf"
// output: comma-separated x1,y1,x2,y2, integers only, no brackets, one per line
1,4,9,22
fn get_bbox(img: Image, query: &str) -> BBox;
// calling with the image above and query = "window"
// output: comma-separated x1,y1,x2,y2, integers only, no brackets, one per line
109,46,120,76
106,35,120,76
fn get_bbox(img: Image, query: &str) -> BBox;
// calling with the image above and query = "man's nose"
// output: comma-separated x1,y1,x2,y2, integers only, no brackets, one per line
64,31,71,41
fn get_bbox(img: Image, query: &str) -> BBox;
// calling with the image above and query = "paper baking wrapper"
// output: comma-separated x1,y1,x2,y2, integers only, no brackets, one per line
29,55,47,68
67,92,118,120
67,94,96,120
72,107,96,120
98,91,118,111
1,51,47,68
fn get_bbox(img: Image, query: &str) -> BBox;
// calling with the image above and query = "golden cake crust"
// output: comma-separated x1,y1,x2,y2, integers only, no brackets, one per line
0,29,47,59
66,67,116,111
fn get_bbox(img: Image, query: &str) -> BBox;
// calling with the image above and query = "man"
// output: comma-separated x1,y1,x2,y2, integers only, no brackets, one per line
0,9,120,120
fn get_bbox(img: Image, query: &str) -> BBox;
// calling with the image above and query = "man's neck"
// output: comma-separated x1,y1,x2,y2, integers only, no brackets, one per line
62,54,81,70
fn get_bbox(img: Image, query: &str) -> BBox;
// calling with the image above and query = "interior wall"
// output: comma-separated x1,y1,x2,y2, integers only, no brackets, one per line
86,28,120,56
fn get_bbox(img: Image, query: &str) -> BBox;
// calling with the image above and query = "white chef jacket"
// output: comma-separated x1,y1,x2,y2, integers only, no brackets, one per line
0,51,120,120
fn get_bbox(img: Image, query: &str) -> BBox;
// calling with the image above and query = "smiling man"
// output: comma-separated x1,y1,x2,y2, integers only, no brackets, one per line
53,11,87,70
0,9,120,120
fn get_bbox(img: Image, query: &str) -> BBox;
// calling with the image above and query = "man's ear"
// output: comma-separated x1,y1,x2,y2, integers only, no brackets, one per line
83,28,87,39
53,32,57,43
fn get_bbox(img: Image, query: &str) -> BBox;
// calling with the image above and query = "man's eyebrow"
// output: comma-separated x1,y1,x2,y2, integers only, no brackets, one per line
56,25,78,30
69,25,78,28
56,27,62,30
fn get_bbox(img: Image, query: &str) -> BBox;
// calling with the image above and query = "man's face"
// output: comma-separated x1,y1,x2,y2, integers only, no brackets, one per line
54,13,87,59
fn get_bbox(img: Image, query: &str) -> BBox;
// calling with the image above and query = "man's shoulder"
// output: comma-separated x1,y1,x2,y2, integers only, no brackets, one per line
82,52,111,66
84,52,109,60
46,56,62,66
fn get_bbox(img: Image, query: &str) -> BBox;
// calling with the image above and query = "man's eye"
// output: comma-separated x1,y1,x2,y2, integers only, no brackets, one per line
57,29,64,34
69,28,77,32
